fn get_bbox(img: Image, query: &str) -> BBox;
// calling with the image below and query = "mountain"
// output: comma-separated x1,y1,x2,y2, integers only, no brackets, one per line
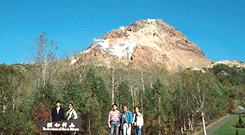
70,19,214,70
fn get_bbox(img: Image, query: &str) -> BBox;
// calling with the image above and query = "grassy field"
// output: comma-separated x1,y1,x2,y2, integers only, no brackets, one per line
210,115,245,135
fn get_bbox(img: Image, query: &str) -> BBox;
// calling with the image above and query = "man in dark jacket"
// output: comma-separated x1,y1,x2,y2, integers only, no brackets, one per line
51,101,65,122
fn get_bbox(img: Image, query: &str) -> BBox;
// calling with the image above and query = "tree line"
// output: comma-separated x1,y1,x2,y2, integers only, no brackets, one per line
0,33,244,135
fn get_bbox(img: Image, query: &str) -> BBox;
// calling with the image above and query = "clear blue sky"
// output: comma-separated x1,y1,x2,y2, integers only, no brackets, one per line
0,0,244,65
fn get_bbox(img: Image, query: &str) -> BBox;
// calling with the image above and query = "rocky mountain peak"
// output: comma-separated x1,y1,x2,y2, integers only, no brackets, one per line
72,19,213,70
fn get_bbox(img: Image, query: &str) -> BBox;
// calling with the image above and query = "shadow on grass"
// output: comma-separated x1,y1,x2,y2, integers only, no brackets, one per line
233,124,245,128
231,112,243,115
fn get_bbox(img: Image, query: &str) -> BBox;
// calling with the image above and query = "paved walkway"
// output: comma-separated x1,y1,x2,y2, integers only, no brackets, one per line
206,107,245,135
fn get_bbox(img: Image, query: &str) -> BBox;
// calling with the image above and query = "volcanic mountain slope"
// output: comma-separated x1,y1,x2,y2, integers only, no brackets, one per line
71,19,213,70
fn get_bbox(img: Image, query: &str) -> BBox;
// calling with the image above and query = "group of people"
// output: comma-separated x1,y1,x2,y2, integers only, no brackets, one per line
108,104,143,135
50,101,143,135
51,101,78,122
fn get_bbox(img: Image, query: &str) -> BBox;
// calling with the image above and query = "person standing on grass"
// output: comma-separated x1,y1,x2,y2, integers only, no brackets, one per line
133,106,143,135
120,105,133,135
108,104,121,135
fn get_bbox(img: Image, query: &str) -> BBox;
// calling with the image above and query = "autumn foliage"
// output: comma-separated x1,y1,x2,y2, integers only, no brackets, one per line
229,96,236,112
31,103,50,134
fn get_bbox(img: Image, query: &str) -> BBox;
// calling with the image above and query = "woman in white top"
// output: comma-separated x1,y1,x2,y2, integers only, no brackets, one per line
133,106,143,135
66,103,78,120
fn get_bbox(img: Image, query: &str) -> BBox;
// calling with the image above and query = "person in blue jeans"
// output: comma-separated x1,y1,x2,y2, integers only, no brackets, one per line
133,106,143,135
108,104,121,135
120,105,133,135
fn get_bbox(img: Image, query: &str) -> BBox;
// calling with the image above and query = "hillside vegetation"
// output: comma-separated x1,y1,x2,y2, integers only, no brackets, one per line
0,33,244,134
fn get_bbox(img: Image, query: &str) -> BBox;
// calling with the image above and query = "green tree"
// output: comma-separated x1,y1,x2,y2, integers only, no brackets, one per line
117,80,132,110
0,71,14,113
179,69,228,135
78,68,111,135
172,82,185,133
0,64,34,134
143,79,174,134
32,82,57,109
62,81,83,110
83,68,111,115
211,64,245,86
0,110,34,135
94,76,111,118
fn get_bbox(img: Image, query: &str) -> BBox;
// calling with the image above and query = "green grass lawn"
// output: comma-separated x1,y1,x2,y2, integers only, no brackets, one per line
210,115,245,135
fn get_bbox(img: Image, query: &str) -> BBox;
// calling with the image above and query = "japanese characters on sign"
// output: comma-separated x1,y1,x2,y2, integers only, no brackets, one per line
38,119,82,132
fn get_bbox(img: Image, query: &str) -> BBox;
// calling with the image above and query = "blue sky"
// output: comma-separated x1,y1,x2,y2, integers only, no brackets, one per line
0,0,244,64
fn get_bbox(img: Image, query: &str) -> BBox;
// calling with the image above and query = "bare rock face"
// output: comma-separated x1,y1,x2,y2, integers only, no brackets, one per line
71,19,213,70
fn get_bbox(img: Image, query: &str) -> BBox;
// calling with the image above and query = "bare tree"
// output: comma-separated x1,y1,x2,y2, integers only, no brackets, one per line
111,63,115,104
27,32,58,86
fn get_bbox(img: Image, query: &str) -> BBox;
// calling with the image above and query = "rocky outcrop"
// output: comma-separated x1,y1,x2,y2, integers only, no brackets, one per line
71,19,214,70
207,60,245,69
